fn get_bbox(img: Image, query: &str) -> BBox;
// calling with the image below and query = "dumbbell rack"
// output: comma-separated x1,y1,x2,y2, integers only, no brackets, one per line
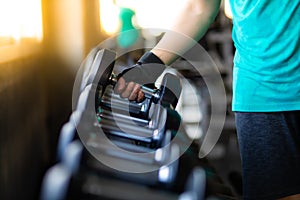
40,49,236,200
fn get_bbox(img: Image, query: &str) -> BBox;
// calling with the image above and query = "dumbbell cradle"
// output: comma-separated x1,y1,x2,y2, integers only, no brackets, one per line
56,135,180,188
42,139,208,200
56,110,82,161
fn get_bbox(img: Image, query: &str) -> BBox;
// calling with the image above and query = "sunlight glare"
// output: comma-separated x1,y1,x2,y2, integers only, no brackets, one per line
99,0,188,35
0,0,43,41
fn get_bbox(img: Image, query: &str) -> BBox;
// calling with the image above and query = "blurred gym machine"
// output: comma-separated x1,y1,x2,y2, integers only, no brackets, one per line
40,48,236,200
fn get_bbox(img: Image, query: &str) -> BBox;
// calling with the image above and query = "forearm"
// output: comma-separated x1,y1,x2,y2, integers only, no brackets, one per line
151,0,221,65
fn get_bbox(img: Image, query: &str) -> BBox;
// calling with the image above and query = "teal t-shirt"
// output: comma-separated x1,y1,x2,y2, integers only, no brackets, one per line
230,0,300,111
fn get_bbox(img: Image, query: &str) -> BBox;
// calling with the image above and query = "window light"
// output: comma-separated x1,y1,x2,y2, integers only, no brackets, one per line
0,0,43,42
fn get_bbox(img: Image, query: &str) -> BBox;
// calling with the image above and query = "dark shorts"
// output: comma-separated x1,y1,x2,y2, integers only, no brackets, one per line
235,111,300,200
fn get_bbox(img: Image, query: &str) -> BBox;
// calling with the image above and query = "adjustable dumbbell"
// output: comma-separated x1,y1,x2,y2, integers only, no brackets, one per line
77,48,182,146
80,49,181,116
99,73,181,121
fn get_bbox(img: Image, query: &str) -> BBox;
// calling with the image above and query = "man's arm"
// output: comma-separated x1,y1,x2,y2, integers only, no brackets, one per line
116,0,221,101
151,0,221,65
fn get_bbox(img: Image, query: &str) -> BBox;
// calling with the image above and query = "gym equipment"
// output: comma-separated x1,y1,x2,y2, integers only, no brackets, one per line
73,53,183,148
40,164,72,200
41,140,208,200
41,161,207,200
61,139,179,186
43,48,236,200
75,82,169,148
81,49,181,111
57,111,82,161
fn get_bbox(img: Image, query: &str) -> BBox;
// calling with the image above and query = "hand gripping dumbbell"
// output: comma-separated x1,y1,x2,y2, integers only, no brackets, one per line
79,48,182,118
75,48,183,148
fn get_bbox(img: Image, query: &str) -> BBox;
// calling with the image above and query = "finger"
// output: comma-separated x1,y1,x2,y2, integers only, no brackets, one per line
137,90,145,102
128,84,141,101
114,77,126,94
120,82,135,98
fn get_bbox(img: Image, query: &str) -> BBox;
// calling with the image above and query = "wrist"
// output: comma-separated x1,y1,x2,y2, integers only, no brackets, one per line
118,51,166,85
137,51,165,65
150,49,175,65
